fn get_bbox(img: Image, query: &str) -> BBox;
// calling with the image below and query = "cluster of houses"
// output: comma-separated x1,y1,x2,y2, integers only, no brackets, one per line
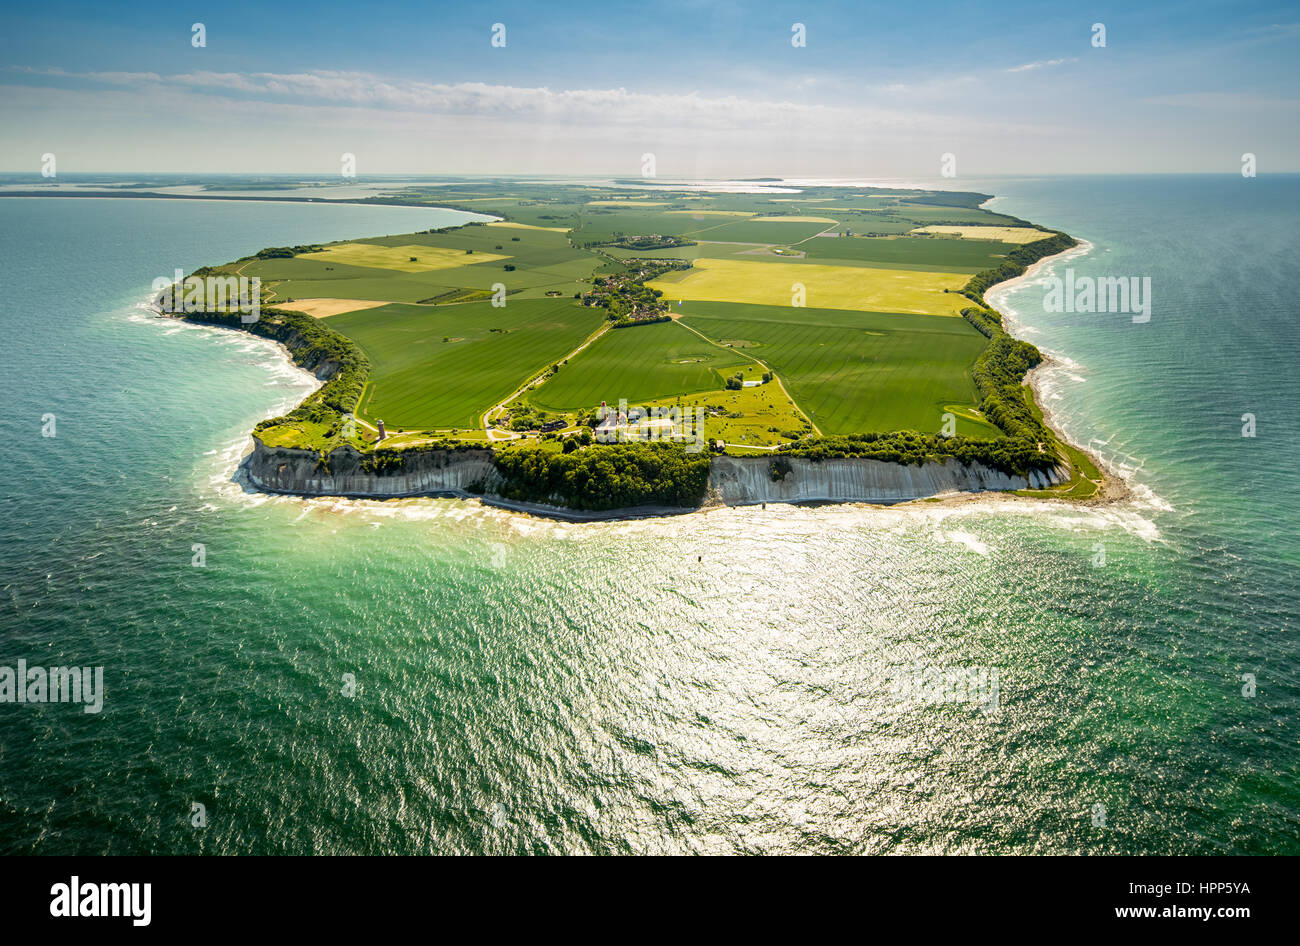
593,400,680,442
581,268,657,312
580,257,689,322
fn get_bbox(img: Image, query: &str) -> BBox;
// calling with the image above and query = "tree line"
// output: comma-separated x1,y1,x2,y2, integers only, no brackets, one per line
491,442,712,510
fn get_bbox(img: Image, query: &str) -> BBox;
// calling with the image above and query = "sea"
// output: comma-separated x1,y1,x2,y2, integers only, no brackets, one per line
0,177,1296,854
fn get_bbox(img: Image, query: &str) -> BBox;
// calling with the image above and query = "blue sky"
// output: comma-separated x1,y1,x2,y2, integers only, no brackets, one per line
2,0,1297,175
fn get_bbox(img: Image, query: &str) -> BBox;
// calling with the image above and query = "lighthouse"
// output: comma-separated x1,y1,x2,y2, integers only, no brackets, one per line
377,419,387,440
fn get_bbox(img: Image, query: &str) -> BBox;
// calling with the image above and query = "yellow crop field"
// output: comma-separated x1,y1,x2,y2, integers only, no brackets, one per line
283,298,391,318
309,243,508,273
645,258,968,315
910,225,1047,243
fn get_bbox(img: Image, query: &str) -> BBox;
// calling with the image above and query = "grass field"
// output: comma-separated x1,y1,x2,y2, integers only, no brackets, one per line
799,234,1018,272
526,319,753,411
664,209,756,217
678,301,1001,436
672,376,812,446
889,206,1024,225
576,213,834,245
326,298,604,429
646,258,968,314
751,215,837,223
225,182,1048,451
808,215,917,235
601,241,763,262
688,219,835,243
243,225,599,304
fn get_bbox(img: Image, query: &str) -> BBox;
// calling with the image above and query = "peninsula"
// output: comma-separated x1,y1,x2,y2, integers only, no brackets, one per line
159,180,1109,516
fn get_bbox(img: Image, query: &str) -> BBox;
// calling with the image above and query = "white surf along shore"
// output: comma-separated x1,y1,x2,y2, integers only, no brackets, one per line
982,237,1147,507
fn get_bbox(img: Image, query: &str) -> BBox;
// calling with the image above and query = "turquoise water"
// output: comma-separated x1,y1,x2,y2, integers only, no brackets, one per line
0,181,1295,854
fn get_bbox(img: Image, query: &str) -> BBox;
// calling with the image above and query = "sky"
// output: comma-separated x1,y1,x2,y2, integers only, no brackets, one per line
1,0,1297,177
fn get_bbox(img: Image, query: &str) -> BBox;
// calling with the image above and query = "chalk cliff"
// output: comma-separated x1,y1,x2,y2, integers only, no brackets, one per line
245,439,1065,512
247,441,497,497
709,455,1064,505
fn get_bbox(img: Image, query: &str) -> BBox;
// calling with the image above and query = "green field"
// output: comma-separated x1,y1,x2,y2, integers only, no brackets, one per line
575,211,833,245
685,219,834,244
798,234,1019,272
602,241,764,262
678,301,1002,437
243,223,598,303
526,320,753,410
886,205,1024,225
328,298,604,429
220,179,1057,454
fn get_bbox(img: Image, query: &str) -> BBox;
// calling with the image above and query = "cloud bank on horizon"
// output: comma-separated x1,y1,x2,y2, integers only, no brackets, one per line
1,0,1297,176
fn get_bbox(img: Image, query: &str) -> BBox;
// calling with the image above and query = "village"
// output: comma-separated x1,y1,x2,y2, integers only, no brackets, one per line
580,251,691,325
593,399,709,452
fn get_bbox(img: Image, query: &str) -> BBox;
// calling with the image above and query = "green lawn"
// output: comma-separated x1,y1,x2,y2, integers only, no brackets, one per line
526,319,753,411
678,301,1002,437
327,298,604,429
798,234,1019,273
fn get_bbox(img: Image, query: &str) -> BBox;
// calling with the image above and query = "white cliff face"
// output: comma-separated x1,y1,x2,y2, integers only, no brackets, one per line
708,456,1063,505
247,442,497,497
246,440,1064,509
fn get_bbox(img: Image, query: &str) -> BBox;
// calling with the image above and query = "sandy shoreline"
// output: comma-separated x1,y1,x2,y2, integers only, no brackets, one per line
980,238,1133,505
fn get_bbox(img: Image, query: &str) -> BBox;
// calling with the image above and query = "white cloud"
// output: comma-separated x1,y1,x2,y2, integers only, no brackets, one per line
9,67,858,129
1005,58,1075,73
6,63,1286,175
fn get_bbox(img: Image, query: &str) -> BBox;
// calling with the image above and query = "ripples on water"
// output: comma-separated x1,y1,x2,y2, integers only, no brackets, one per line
1,185,1296,854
